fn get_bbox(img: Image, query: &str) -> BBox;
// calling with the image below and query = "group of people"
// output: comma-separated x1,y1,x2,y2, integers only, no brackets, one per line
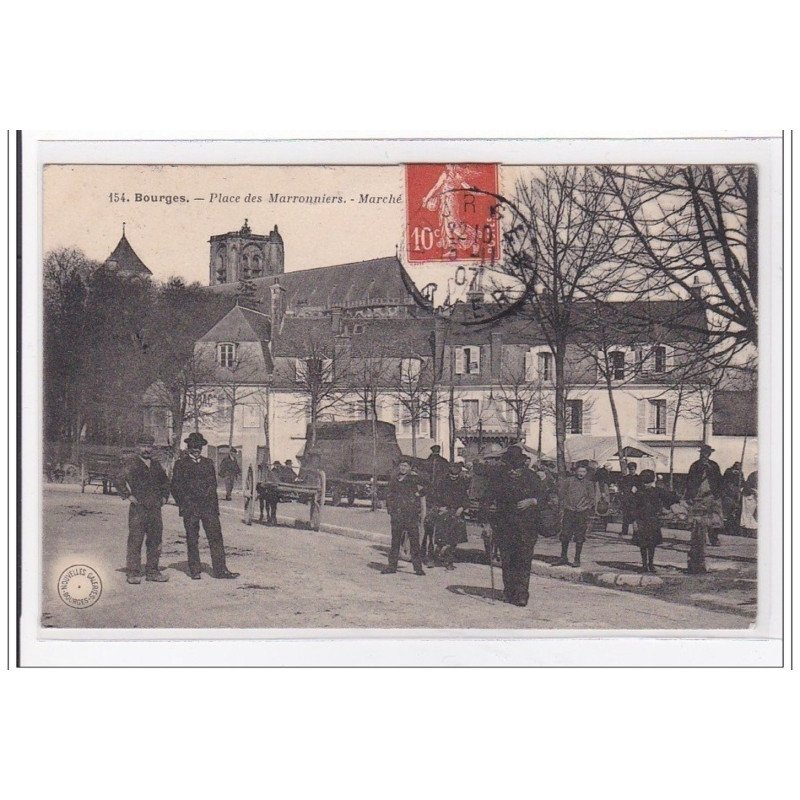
116,432,240,584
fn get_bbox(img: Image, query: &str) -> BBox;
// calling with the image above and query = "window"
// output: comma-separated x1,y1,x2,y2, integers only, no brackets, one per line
462,399,480,428
566,400,583,434
242,405,261,429
400,358,422,382
609,351,626,381
455,346,481,375
538,352,552,381
653,346,667,374
217,395,232,421
395,402,431,438
648,399,667,434
218,342,236,368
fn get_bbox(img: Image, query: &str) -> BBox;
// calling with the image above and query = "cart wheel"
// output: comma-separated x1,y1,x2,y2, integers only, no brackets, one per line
330,486,343,507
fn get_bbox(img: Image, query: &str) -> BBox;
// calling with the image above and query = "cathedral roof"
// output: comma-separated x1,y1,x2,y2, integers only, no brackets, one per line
208,255,429,311
104,232,152,275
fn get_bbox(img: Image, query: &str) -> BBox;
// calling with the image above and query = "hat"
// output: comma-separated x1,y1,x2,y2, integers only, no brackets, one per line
501,445,527,466
430,445,441,453
640,468,656,483
136,432,155,445
229,448,237,455
626,462,637,471
184,432,208,448
699,444,715,454
448,461,463,473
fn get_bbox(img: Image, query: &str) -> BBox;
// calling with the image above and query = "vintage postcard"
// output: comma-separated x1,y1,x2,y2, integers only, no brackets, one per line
18,137,784,665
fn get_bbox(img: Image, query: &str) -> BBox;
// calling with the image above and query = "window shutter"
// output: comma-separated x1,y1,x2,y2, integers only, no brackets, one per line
524,349,534,381
635,346,645,374
665,346,674,369
637,399,647,434
454,348,464,375
322,358,333,383
665,402,675,438
583,403,592,434
295,359,305,383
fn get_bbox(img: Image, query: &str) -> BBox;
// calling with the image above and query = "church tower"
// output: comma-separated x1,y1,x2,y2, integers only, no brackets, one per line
208,219,285,285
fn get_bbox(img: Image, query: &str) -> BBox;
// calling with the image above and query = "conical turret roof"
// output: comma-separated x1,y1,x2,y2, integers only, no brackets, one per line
105,230,152,275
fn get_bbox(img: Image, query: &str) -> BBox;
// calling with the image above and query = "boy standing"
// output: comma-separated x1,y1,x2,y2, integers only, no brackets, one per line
556,462,595,567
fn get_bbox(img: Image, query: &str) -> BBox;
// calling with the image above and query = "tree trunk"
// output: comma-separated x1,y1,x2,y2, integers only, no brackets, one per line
411,418,417,457
227,388,236,448
668,390,683,490
554,349,567,475
448,384,456,462
370,412,378,512
604,375,626,472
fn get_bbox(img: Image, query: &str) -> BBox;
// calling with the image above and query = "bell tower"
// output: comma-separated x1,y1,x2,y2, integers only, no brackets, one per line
208,220,285,285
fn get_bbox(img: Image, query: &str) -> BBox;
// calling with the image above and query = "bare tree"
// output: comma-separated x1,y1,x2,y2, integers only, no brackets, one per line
478,166,626,474
389,356,438,457
278,331,351,448
494,360,546,442
600,165,757,357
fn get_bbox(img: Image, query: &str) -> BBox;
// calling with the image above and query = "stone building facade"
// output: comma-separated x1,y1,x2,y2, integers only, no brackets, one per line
208,219,284,285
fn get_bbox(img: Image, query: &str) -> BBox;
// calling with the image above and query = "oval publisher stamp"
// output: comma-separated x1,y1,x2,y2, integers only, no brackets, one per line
57,565,102,609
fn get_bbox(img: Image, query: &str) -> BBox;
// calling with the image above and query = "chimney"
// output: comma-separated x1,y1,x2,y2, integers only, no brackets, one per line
331,306,343,334
269,278,286,331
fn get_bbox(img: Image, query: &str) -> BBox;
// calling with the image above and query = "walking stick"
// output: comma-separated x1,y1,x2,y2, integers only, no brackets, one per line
487,524,495,603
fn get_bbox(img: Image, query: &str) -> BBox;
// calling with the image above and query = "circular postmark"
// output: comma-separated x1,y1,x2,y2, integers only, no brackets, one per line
57,565,102,609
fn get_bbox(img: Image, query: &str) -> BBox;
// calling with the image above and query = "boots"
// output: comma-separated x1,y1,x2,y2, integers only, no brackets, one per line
648,546,657,573
554,541,570,566
573,542,583,567
640,548,649,573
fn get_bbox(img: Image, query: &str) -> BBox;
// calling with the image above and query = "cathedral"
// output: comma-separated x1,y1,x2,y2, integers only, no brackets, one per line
208,219,284,285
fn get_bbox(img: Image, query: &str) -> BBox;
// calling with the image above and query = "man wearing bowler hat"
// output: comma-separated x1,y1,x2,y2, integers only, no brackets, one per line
170,432,240,579
485,445,546,606
115,434,171,585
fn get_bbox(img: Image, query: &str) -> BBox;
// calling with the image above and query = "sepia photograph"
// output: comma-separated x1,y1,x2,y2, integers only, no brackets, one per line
32,151,774,637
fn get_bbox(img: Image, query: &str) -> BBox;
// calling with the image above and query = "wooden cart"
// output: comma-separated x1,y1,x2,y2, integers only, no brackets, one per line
244,465,327,531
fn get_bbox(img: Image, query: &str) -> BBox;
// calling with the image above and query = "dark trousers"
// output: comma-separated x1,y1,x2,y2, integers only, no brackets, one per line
224,475,236,499
494,515,537,605
388,514,422,569
182,512,228,576
126,504,163,576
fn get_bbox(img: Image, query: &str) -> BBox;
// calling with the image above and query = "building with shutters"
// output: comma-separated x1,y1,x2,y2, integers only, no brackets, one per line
141,223,753,477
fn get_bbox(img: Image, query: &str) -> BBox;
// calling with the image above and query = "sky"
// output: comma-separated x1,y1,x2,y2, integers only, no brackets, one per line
43,164,526,296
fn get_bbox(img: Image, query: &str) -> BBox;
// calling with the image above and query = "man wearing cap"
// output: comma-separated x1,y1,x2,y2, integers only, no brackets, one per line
485,445,546,606
170,432,240,579
685,444,724,546
557,461,595,567
383,458,427,575
115,435,171,585
219,448,241,501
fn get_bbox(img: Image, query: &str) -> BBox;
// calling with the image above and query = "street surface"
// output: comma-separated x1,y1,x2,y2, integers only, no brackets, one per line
41,485,749,630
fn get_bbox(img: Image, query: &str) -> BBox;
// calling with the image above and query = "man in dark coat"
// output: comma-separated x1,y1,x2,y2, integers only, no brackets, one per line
170,432,240,580
382,458,426,575
485,446,546,606
421,445,450,564
115,435,171,585
430,461,470,570
618,462,640,540
685,444,724,546
219,448,241,501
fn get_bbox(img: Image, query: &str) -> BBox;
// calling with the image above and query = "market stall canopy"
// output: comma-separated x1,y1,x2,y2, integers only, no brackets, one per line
542,435,668,466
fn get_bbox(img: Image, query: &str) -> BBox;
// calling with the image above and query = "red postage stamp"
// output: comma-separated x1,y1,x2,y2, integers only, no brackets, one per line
405,163,500,263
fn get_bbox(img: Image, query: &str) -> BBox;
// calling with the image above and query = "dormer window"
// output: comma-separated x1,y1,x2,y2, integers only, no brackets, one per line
218,342,237,368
